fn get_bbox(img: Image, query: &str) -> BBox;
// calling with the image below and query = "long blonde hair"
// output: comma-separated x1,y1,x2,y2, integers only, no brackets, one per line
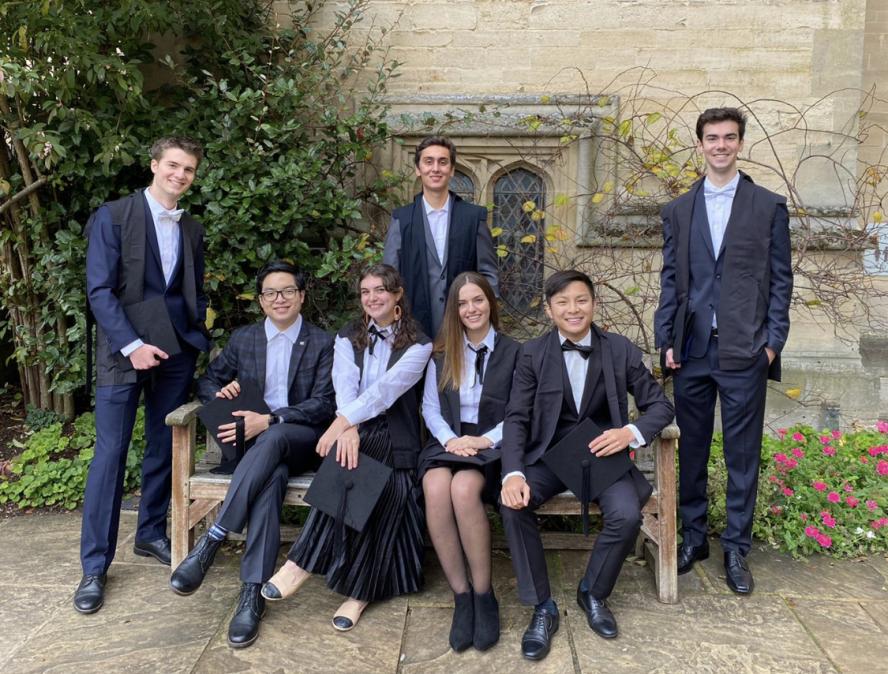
434,272,499,391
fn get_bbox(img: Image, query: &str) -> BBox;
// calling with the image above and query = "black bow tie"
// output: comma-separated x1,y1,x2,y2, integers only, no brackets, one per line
468,344,488,386
561,340,593,360
368,325,388,355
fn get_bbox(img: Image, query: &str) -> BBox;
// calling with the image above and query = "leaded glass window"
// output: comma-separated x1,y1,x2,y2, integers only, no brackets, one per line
450,170,476,203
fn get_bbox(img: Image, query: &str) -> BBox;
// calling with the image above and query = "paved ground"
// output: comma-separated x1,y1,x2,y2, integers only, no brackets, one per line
1,511,886,673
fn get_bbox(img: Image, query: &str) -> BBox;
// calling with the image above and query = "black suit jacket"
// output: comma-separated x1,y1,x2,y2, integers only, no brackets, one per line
501,326,674,476
654,173,793,379
197,319,336,428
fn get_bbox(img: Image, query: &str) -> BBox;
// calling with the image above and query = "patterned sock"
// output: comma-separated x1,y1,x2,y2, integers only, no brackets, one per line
207,523,228,541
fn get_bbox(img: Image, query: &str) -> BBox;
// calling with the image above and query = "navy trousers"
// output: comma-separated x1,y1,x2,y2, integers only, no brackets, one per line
674,334,769,555
80,349,197,576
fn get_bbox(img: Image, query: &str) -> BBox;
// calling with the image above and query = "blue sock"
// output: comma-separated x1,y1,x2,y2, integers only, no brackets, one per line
535,597,557,614
207,523,228,541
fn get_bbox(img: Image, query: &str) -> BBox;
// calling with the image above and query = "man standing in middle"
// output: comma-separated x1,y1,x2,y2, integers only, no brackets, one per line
170,260,336,649
383,136,499,339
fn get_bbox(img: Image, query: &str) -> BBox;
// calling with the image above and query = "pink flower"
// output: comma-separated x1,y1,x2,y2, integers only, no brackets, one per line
821,512,836,528
822,446,836,457
804,526,819,537
785,458,798,470
792,432,805,442
827,492,841,503
815,534,833,548
876,420,888,433
774,453,788,464
832,430,842,439
800,513,808,521
877,460,888,476
845,496,859,508
843,483,853,492
782,487,794,497
777,428,788,439
820,435,831,444
866,500,878,511
791,447,805,459
768,475,780,484
770,505,783,515
872,518,888,530
812,481,827,492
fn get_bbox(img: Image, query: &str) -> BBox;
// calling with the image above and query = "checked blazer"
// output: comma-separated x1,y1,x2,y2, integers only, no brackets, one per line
197,319,336,428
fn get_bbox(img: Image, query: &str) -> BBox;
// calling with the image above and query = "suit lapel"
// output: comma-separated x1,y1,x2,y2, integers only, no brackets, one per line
692,185,716,262
420,202,442,265
578,342,602,418
255,323,268,395
597,327,622,429
287,321,308,392
717,173,751,260
142,200,166,286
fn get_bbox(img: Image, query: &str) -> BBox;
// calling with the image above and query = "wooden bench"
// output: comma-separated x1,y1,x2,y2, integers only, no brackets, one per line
166,402,680,604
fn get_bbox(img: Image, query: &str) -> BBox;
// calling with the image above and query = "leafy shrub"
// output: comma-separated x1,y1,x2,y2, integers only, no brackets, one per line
706,422,888,557
0,410,145,510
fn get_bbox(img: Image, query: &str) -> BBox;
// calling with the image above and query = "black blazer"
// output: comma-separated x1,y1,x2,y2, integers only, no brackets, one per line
197,319,336,428
655,172,793,379
501,326,674,476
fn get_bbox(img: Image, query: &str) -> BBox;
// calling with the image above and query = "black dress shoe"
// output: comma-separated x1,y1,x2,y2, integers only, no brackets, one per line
521,605,559,661
170,533,222,596
677,540,709,575
73,574,106,614
133,537,172,566
228,583,266,648
724,551,754,595
576,585,618,639
449,589,474,652
473,588,500,651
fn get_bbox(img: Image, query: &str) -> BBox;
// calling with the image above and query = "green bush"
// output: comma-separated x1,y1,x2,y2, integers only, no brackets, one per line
706,423,888,557
0,410,145,510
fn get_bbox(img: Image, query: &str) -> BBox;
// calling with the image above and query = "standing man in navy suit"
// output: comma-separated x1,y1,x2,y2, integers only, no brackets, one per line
655,108,793,595
75,137,210,614
383,136,499,339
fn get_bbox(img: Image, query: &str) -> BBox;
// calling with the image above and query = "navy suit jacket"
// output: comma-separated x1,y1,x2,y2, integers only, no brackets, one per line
655,173,792,379
197,319,336,428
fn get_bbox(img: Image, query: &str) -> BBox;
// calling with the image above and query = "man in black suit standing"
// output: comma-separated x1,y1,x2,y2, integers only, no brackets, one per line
501,270,673,660
169,260,336,648
383,136,498,338
77,137,210,615
655,107,793,595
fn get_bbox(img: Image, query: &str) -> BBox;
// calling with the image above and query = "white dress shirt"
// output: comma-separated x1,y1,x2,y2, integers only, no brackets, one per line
333,321,432,425
423,195,450,263
422,326,501,447
263,316,303,412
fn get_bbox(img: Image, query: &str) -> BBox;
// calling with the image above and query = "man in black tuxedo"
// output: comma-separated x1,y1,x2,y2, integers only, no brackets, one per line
501,270,673,659
383,136,498,338
655,107,793,594
169,260,336,648
77,137,210,615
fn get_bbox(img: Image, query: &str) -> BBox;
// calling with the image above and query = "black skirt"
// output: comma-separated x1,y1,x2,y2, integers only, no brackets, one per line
287,416,424,602
416,422,502,505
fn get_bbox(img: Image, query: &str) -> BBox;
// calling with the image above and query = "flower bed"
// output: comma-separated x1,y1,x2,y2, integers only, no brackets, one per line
707,422,888,557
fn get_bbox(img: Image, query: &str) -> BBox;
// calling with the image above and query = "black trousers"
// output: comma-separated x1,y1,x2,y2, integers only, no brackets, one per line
673,334,769,555
500,464,641,605
216,423,322,583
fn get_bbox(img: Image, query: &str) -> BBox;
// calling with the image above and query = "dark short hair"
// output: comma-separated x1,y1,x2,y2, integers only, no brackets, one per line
544,270,596,304
414,136,456,167
695,108,747,141
149,136,204,165
255,260,305,295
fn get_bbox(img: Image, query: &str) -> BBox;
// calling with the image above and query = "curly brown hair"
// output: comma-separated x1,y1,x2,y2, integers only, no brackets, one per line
351,263,418,352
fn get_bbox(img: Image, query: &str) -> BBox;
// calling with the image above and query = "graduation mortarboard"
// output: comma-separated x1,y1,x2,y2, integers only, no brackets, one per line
542,418,634,535
304,450,393,533
427,446,502,468
197,379,270,473
119,296,182,370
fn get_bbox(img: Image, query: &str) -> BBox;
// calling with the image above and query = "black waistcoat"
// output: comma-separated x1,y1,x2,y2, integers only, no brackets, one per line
550,333,613,447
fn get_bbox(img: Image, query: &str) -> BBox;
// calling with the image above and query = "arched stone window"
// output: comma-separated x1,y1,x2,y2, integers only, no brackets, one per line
492,167,546,316
450,169,476,203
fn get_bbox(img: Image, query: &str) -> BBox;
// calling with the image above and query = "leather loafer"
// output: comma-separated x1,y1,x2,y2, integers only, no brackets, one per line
677,540,709,575
170,533,222,596
521,605,559,661
724,551,754,595
228,583,265,648
576,585,618,639
73,574,106,614
133,537,172,566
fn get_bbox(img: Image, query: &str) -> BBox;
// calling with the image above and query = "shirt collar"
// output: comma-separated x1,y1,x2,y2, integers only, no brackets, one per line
264,315,302,343
368,319,394,341
703,172,740,198
465,326,496,353
422,194,450,216
558,328,592,347
144,187,180,221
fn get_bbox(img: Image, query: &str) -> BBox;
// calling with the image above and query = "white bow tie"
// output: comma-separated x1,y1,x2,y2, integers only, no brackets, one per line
159,208,184,223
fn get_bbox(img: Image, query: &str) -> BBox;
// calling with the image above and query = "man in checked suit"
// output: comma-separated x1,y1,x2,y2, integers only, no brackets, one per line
170,260,336,648
383,136,499,339
655,107,793,595
77,137,210,615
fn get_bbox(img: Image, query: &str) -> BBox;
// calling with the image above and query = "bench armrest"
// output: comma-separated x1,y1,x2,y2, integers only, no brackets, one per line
165,400,203,427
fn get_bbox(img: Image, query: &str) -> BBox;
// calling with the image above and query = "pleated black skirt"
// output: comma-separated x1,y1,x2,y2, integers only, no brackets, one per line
287,416,425,602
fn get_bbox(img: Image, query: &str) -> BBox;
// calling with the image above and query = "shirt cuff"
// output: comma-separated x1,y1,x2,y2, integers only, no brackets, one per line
120,339,144,358
626,423,645,448
483,425,503,447
336,402,361,427
502,470,526,485
436,429,458,448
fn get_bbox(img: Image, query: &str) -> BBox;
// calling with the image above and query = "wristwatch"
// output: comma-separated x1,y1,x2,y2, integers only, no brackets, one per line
269,414,282,425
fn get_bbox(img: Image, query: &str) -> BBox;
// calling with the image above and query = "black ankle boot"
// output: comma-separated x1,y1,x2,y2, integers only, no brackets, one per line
449,589,474,652
473,587,500,650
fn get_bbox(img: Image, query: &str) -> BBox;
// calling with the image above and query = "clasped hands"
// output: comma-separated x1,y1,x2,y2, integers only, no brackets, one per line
316,414,360,470
444,435,493,457
501,426,636,511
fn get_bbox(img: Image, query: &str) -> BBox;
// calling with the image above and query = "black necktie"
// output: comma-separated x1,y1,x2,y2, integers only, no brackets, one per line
468,344,488,386
561,340,593,360
368,325,388,356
